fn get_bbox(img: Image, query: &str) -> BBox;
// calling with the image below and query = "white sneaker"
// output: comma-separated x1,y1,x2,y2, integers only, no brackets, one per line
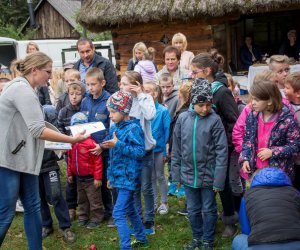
157,203,168,215
16,199,24,212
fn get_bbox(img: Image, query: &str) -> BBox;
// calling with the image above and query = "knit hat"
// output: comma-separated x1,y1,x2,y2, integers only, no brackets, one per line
106,91,133,114
71,112,88,125
191,78,213,105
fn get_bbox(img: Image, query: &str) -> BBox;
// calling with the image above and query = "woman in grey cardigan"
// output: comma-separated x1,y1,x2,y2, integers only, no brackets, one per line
0,52,87,250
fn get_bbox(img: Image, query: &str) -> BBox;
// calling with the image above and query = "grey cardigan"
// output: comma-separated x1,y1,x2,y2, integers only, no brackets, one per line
0,77,46,175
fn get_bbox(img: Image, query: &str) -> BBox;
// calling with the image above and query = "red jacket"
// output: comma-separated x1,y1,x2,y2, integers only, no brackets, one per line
67,137,103,180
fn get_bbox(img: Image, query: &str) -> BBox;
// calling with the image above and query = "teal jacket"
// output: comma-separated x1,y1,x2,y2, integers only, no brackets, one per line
171,109,228,190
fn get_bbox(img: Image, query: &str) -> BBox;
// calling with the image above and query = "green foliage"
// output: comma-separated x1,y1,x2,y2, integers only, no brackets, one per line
0,22,36,40
74,24,112,41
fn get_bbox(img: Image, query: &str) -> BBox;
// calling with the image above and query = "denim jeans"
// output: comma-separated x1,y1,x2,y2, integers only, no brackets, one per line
113,188,146,250
0,167,42,250
39,170,71,230
134,151,154,223
185,186,217,242
232,234,300,250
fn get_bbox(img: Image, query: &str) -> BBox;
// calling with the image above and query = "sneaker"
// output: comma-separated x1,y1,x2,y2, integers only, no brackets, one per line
77,220,88,227
144,221,155,235
107,217,116,228
168,183,177,196
15,199,24,213
42,227,54,239
177,207,188,216
157,203,169,215
131,239,149,248
86,221,100,229
62,228,76,243
176,185,185,198
202,241,214,250
221,225,237,238
183,238,202,250
69,209,76,221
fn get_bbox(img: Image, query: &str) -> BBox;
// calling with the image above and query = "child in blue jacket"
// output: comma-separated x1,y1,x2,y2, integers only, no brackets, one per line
102,91,148,250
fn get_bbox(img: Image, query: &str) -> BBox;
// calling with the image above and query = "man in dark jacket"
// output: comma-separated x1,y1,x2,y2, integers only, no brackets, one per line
232,167,300,250
73,37,118,94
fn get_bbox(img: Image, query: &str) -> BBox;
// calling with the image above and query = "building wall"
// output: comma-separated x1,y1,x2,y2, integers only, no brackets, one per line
32,1,80,39
112,20,217,75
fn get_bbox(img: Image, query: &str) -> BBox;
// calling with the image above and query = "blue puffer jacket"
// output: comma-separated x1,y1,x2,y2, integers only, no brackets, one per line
239,167,293,235
107,119,145,191
80,90,110,144
152,101,171,155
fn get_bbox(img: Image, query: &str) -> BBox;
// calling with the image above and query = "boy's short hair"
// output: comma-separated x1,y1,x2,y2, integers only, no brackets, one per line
67,81,86,95
159,73,173,85
269,55,290,69
163,46,181,60
286,72,300,91
64,69,80,80
86,68,105,82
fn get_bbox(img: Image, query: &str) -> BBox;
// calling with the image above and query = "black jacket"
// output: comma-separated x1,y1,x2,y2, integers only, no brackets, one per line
74,53,118,94
37,86,52,106
57,104,80,135
56,92,70,114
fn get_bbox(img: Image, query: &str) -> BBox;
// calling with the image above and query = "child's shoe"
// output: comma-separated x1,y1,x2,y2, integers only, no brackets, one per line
157,203,169,215
168,183,177,196
176,185,185,198
77,219,88,227
42,227,54,239
131,239,149,248
69,209,76,221
183,238,202,250
202,240,214,250
62,228,76,243
177,206,188,216
221,224,237,238
144,221,155,235
86,221,100,229
15,199,24,212
107,217,116,228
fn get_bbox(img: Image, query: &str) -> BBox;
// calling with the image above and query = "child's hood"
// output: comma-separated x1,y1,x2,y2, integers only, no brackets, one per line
250,167,292,188
138,60,156,74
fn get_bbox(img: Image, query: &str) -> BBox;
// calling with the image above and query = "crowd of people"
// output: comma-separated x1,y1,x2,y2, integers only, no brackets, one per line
0,32,300,250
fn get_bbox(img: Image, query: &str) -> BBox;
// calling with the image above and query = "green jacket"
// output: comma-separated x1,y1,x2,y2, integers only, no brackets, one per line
171,109,228,190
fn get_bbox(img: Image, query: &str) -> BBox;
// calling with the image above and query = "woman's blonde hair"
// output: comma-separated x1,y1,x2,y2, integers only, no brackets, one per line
124,71,143,86
132,42,148,62
178,80,192,109
26,41,40,53
10,52,52,77
172,33,188,51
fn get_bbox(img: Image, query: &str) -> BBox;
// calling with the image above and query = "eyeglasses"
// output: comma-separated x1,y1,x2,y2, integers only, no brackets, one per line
42,69,52,75
276,68,290,74
191,69,205,75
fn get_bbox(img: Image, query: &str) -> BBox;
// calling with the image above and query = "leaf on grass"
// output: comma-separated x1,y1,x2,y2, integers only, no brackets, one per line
15,233,23,238
109,237,118,241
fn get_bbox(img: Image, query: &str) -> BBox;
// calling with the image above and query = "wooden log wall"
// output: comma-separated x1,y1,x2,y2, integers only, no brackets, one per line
112,20,216,76
32,2,80,39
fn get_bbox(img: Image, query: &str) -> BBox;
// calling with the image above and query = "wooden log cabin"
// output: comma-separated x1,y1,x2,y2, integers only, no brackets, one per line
21,0,81,39
77,0,300,75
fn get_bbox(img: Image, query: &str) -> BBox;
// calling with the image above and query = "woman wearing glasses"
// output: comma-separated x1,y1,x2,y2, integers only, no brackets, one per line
0,52,87,250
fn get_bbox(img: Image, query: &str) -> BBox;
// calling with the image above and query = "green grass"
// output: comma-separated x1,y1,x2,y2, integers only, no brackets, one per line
2,163,233,250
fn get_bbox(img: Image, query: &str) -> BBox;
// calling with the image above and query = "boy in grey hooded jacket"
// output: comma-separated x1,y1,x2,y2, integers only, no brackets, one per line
171,79,228,250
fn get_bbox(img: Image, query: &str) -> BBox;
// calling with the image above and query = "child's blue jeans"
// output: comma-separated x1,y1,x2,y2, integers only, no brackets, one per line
113,188,146,250
185,186,217,242
0,167,42,250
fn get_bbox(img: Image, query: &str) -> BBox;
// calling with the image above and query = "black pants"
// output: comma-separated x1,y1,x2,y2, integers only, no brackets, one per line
102,156,113,218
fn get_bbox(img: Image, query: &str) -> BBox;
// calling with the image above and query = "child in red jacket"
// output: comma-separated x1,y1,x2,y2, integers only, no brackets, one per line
67,112,104,229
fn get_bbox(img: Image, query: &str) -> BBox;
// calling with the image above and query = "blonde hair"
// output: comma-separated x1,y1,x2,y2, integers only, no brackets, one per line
144,80,163,104
147,47,156,61
132,42,147,62
64,69,80,81
86,68,104,82
269,55,290,69
26,42,39,53
159,73,173,85
253,70,276,84
124,71,143,86
225,73,236,92
172,33,188,51
10,59,22,79
286,72,300,91
10,52,52,77
178,81,192,108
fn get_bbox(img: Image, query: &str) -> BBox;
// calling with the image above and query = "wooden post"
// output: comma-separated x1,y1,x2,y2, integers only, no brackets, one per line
226,22,231,72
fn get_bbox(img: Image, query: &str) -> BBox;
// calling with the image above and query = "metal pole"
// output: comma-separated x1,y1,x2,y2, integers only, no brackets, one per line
81,0,87,37
27,0,36,28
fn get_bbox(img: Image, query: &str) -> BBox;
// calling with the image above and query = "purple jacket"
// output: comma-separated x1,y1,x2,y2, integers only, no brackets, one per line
134,60,156,82
240,104,300,179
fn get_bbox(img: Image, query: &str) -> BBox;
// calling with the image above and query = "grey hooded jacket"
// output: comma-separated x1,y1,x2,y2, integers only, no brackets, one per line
0,77,46,175
171,109,228,190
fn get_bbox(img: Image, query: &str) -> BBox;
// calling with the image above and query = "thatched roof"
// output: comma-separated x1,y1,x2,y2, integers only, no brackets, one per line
78,0,300,32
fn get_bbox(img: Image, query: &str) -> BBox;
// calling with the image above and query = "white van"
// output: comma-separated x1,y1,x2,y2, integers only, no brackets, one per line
0,37,115,70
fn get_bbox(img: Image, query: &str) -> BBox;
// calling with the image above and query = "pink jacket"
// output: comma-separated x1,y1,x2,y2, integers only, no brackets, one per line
232,98,295,154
